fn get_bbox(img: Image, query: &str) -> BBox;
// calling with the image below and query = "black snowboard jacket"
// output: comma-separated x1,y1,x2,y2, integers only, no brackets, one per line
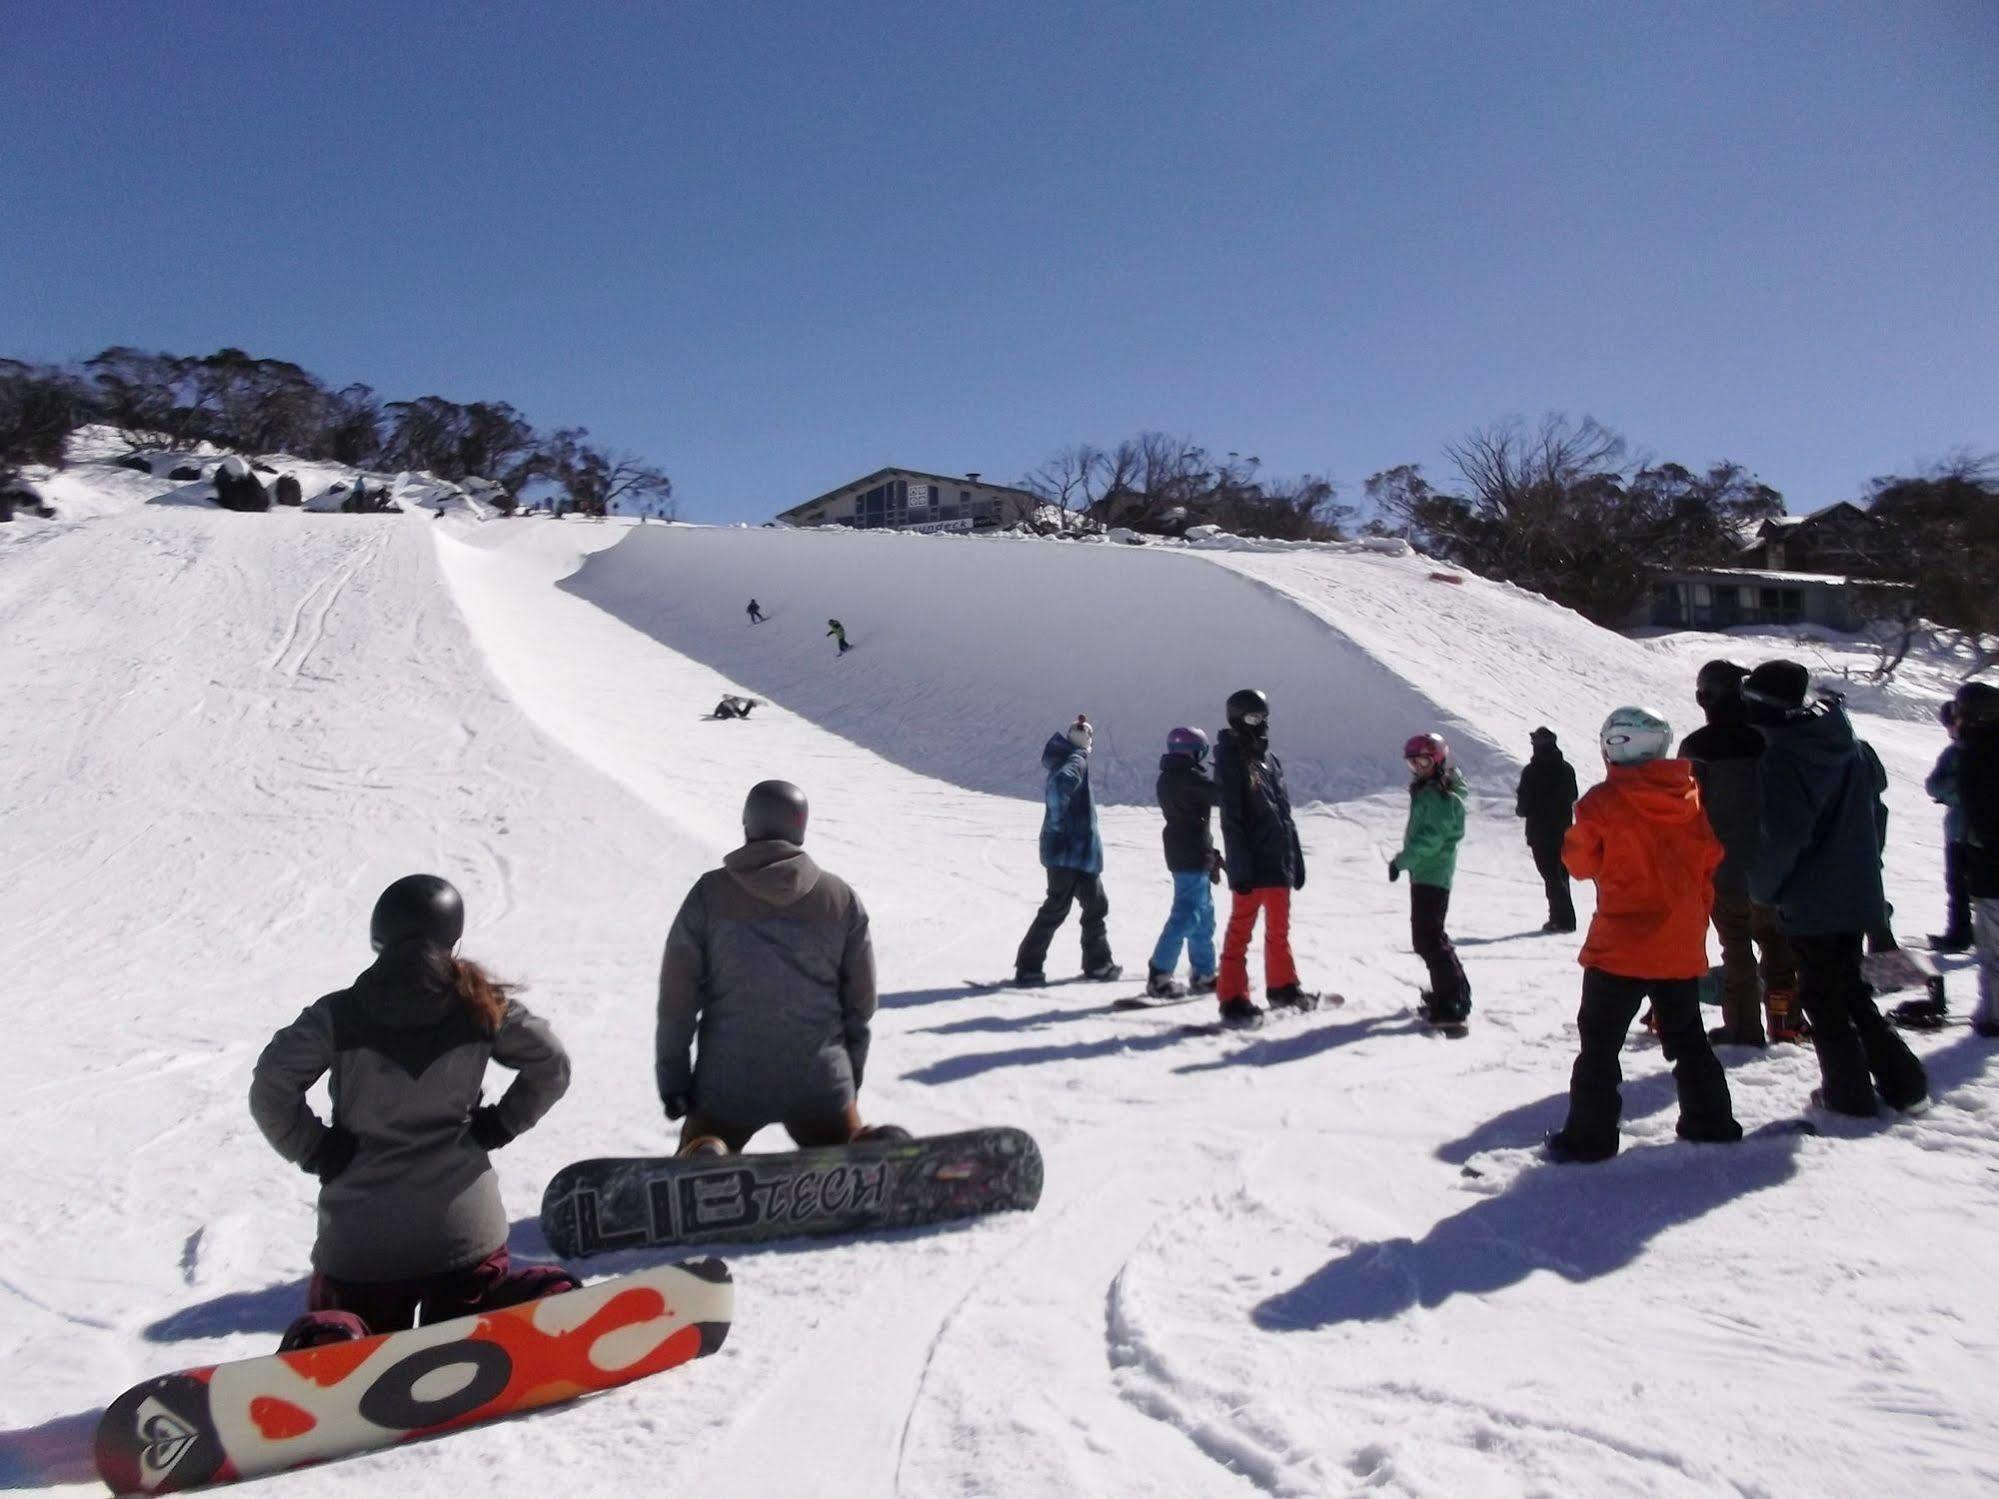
1679,712,1765,900
1513,748,1578,847
1749,700,1886,935
1156,751,1219,873
1959,720,1999,898
1214,727,1304,891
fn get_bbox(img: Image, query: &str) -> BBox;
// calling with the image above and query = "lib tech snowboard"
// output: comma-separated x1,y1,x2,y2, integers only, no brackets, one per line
95,1259,732,1494
541,1127,1043,1258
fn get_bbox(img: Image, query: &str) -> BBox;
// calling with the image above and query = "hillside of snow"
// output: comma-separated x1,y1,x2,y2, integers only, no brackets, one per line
2,447,1994,1498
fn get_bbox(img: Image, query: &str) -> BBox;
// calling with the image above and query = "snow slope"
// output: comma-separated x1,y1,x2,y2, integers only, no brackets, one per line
2,471,1995,1498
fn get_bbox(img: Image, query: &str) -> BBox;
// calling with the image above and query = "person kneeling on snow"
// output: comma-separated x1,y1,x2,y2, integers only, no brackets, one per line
1547,709,1741,1163
250,876,576,1349
657,780,887,1152
1390,733,1470,1025
711,694,758,720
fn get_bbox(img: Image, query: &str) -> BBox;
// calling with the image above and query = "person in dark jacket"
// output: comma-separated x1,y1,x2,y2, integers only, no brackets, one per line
1147,725,1222,998
1015,716,1119,985
1214,689,1311,1023
1514,726,1578,933
1743,661,1929,1115
1927,700,1972,951
1678,659,1799,1046
747,598,764,624
827,618,851,654
252,875,575,1350
710,694,759,720
1953,681,1999,1035
658,780,883,1151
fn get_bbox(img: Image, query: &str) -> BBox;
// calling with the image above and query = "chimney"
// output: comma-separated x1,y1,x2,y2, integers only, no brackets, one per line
965,472,981,484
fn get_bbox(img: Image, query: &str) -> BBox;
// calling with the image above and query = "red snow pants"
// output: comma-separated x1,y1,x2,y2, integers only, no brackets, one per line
1218,887,1298,1002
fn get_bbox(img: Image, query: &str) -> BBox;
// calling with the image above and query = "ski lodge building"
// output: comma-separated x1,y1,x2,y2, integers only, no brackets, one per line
774,468,1042,533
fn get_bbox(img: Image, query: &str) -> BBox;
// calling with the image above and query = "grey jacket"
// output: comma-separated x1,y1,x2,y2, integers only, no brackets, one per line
249,943,571,1282
1927,743,1966,844
656,841,876,1128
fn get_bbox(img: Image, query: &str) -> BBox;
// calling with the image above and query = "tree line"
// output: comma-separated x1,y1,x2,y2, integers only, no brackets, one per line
0,348,672,519
1029,415,1996,667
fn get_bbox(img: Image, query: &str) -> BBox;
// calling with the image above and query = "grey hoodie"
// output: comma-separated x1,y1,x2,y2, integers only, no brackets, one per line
249,943,570,1282
656,840,876,1129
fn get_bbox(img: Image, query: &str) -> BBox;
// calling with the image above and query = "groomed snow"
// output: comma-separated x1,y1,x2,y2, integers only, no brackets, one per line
2,459,1993,1497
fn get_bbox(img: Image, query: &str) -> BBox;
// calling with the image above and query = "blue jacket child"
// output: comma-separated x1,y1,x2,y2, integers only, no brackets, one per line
1015,716,1116,984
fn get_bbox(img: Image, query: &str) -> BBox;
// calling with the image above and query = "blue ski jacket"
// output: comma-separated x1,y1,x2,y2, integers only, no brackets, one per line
1038,732,1103,874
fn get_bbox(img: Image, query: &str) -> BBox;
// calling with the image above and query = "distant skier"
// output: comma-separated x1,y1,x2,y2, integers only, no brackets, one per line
1214,690,1313,1024
249,875,576,1349
1514,726,1578,933
747,599,765,625
1742,660,1929,1115
1953,681,1999,1037
1547,708,1741,1162
657,780,886,1151
1014,715,1120,986
1927,699,1972,952
1147,726,1221,998
1390,733,1469,1027
1678,659,1798,1046
827,618,851,654
710,694,758,720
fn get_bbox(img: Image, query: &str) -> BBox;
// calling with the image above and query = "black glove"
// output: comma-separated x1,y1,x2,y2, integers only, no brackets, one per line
1387,859,1401,883
305,1125,357,1183
469,1106,516,1151
664,1091,691,1121
1206,850,1224,886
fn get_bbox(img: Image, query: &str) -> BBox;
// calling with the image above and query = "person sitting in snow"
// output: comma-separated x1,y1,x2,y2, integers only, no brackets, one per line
710,694,759,720
657,781,890,1152
1146,725,1221,998
1390,733,1470,1026
250,876,575,1349
1014,715,1120,986
1547,709,1741,1162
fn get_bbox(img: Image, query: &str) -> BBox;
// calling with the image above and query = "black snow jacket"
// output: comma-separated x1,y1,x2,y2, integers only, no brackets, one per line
1958,719,1999,898
1214,727,1305,891
1678,711,1765,900
1749,699,1886,936
1514,746,1578,847
1157,751,1219,873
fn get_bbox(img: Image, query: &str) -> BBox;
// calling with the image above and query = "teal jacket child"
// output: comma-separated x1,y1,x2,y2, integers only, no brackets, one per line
1391,766,1468,887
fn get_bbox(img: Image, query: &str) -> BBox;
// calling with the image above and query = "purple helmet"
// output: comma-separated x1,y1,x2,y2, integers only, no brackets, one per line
1166,725,1210,759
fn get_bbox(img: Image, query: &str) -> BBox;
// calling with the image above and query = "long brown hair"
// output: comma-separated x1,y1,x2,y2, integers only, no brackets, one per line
420,947,515,1034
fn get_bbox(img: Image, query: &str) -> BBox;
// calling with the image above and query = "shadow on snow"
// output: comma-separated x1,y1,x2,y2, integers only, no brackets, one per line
0,1408,99,1490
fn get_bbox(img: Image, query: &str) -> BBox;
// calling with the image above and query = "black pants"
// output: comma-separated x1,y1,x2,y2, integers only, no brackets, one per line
1943,840,1971,941
1792,932,1929,1113
1559,969,1738,1156
1016,868,1112,975
1411,882,1468,1017
1528,837,1575,929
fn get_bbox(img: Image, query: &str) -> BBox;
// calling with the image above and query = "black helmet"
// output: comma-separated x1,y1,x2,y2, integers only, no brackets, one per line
370,874,464,953
1956,681,1999,728
1695,659,1748,703
1742,659,1811,713
743,780,809,844
1225,688,1270,729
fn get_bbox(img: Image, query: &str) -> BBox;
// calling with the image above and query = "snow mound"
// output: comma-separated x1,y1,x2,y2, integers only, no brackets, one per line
558,525,1506,805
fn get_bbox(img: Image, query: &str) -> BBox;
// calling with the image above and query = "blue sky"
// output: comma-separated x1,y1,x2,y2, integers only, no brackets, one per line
6,0,1994,521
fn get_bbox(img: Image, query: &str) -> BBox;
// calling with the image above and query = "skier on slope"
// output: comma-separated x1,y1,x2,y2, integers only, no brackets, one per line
827,618,851,654
1390,733,1470,1027
250,876,576,1349
1546,708,1741,1162
1514,726,1578,933
1951,681,1999,1037
1213,689,1314,1024
1014,715,1121,986
747,599,764,624
1741,660,1929,1116
657,780,888,1152
1678,659,1799,1046
1146,725,1222,998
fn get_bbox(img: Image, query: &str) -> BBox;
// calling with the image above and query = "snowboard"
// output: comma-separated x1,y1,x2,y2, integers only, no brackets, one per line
541,1127,1043,1258
1178,994,1341,1035
94,1259,732,1495
1111,990,1208,1011
962,969,1122,993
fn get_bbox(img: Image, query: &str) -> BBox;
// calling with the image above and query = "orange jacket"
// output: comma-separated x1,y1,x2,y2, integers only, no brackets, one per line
1562,758,1721,979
